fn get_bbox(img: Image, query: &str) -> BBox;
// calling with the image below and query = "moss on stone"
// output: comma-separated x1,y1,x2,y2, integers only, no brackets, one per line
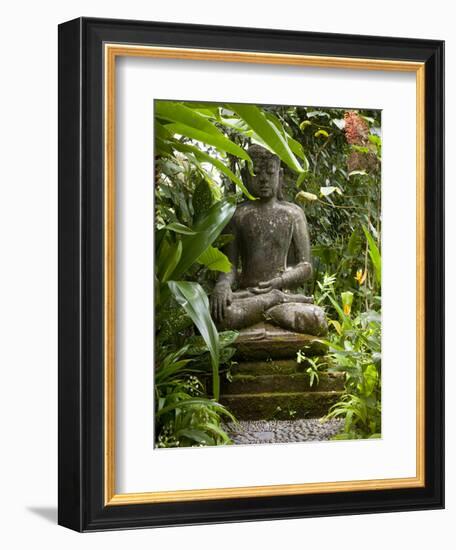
220,391,342,420
221,372,344,395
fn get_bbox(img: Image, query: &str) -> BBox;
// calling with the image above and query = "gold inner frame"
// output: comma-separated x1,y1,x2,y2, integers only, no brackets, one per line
104,44,426,506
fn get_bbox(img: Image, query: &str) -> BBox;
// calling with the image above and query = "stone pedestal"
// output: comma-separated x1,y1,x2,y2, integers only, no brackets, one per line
220,323,343,420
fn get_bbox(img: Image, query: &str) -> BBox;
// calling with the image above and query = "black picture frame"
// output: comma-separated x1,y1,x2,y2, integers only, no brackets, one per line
58,17,444,532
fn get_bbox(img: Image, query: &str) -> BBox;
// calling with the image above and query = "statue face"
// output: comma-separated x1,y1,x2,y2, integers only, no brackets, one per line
248,155,280,199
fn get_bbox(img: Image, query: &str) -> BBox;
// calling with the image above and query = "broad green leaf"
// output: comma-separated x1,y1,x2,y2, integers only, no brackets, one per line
155,137,173,156
155,121,174,140
329,319,342,335
155,101,250,162
187,330,239,355
204,422,233,442
156,236,171,280
171,141,255,199
160,240,182,283
363,364,378,396
172,199,236,280
296,172,307,188
165,222,196,235
156,101,221,136
164,122,251,162
156,397,223,417
176,428,214,445
265,112,309,165
228,103,305,173
168,281,221,400
362,226,382,285
197,245,232,273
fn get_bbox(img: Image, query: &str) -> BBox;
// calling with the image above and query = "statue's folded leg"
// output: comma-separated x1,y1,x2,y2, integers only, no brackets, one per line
217,290,279,330
217,289,314,331
265,302,328,336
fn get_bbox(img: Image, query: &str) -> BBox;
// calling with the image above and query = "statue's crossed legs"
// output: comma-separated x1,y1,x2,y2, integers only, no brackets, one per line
217,289,328,336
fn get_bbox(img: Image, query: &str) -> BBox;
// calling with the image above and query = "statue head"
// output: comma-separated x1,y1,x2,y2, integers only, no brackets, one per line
246,144,282,200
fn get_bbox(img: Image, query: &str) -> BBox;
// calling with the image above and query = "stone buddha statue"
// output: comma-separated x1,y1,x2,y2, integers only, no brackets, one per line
211,144,327,337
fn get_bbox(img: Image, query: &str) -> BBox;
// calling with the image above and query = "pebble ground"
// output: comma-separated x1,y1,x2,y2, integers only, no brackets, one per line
223,418,344,445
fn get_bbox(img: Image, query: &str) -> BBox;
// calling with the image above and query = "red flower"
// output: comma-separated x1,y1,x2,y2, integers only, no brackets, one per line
344,111,369,145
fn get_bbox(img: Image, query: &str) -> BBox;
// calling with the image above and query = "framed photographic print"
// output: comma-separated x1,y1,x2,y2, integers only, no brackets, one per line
58,17,444,531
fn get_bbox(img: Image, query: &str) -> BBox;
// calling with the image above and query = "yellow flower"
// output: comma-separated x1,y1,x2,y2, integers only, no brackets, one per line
341,291,353,316
354,268,367,285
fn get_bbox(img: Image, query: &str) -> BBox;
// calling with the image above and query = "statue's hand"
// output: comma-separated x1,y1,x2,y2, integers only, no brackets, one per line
211,282,233,321
250,277,282,294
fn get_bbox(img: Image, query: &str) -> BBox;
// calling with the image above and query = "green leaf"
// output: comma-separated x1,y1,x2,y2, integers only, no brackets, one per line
197,246,232,272
363,364,378,396
172,199,236,280
265,112,309,165
362,226,382,285
160,240,182,283
296,172,307,188
164,121,251,162
176,428,213,445
171,141,254,199
156,100,250,161
314,129,329,138
155,121,174,141
165,222,196,235
204,422,233,442
228,103,305,173
167,281,221,400
351,144,370,153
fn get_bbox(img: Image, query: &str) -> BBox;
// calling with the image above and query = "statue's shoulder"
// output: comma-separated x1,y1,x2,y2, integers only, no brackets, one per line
233,201,255,220
278,200,307,220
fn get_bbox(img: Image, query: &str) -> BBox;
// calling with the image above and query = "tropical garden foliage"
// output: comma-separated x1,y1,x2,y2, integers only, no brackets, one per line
154,100,382,447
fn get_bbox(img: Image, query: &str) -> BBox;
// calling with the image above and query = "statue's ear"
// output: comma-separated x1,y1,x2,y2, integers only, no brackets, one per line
277,167,284,200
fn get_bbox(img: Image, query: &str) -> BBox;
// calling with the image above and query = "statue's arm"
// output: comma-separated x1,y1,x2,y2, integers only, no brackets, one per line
280,207,313,289
211,219,239,321
214,220,239,288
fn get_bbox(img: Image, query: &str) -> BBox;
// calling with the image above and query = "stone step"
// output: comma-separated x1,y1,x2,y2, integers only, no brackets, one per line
220,391,343,420
231,358,332,376
233,322,327,360
221,372,344,395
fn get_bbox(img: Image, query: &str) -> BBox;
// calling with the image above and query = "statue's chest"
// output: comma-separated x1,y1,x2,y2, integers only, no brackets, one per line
240,211,292,250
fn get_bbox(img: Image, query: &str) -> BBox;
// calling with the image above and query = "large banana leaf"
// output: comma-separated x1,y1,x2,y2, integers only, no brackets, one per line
155,102,250,162
168,281,221,400
170,141,254,199
164,122,251,162
171,199,236,280
264,111,309,169
228,103,306,173
160,240,182,283
197,245,232,272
